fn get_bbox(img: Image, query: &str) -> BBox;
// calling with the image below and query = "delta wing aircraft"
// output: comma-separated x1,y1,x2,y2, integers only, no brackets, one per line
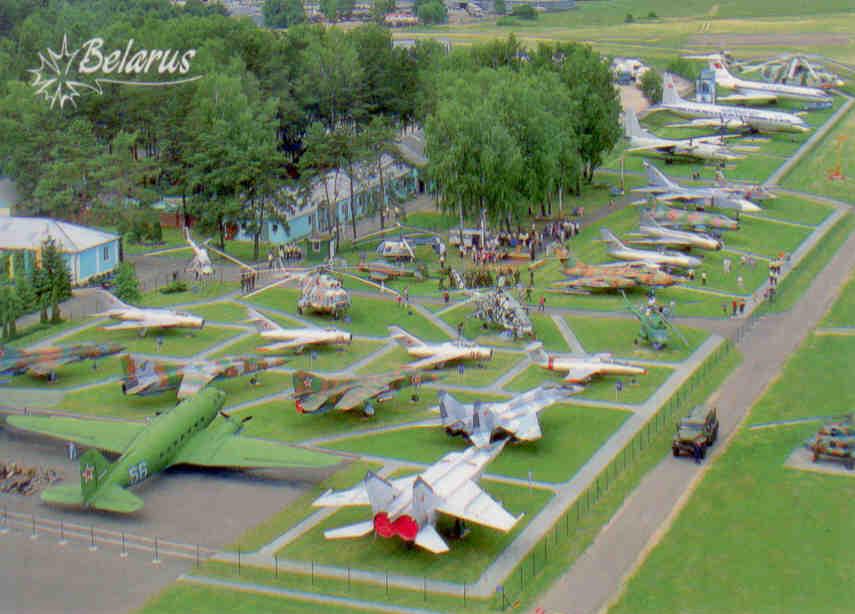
94,293,205,333
246,308,351,353
389,326,493,370
6,388,338,513
656,74,811,133
623,108,743,162
292,370,440,416
645,203,739,232
120,354,287,399
634,161,762,213
0,343,124,382
527,344,647,384
601,229,702,269
627,214,724,251
700,55,831,103
313,441,520,553
438,386,579,447
184,227,214,277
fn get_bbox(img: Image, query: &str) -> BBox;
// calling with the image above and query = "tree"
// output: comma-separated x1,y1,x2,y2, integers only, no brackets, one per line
372,0,396,23
417,1,447,24
640,68,663,103
31,265,50,324
39,238,72,323
300,122,349,244
114,262,142,303
362,116,397,230
263,0,305,28
494,0,506,14
510,4,537,19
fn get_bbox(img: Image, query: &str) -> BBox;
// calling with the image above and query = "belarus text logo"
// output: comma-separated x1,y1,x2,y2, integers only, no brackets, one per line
29,34,201,110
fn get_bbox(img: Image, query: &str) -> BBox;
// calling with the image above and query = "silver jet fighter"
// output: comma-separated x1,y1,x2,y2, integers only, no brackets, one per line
389,326,493,370
628,214,724,251
438,386,580,448
713,170,776,202
700,55,831,104
93,293,204,334
527,344,647,385
600,229,702,269
313,441,520,554
623,108,743,163
633,161,762,214
184,227,214,277
246,308,352,353
656,73,810,134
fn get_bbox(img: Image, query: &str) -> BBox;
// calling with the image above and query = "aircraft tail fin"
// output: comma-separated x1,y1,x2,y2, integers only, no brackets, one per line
364,471,397,514
662,73,682,105
709,58,736,85
599,228,625,250
120,354,157,378
92,485,144,513
78,448,110,502
292,370,327,395
471,401,496,445
388,326,422,348
527,342,548,365
624,109,646,138
40,484,85,507
438,390,471,426
644,160,675,189
245,308,280,334
412,477,443,524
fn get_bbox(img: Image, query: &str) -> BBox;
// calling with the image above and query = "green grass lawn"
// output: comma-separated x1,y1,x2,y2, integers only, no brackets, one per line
121,226,185,256
530,312,570,352
60,325,241,358
566,314,709,362
327,403,630,483
822,273,855,327
753,194,834,226
355,345,523,388
722,215,813,259
277,479,554,584
248,287,450,341
186,301,248,323
506,364,674,406
680,249,768,296
6,318,90,348
610,421,855,613
4,354,122,389
139,281,239,308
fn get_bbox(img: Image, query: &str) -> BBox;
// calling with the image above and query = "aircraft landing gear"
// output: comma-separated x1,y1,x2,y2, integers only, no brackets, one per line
363,402,375,417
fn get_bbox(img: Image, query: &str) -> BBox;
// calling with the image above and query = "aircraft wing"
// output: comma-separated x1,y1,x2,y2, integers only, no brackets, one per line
435,480,519,532
404,349,461,370
176,365,220,399
627,237,693,248
562,365,601,383
333,383,388,411
718,89,778,104
315,475,417,508
505,412,543,441
258,338,317,353
26,356,79,376
5,415,143,454
173,432,338,469
99,320,151,331
625,144,676,154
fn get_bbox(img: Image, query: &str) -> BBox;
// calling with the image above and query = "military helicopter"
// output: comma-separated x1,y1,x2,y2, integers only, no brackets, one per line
295,268,351,318
622,292,689,350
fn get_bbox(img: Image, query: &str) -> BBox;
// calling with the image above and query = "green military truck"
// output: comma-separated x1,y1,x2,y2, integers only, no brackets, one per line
672,406,719,460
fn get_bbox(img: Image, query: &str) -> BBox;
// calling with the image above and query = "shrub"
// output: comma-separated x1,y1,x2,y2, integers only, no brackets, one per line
159,280,188,295
511,3,537,19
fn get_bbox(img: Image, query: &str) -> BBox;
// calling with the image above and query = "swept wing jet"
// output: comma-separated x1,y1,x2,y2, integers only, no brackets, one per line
0,343,124,382
623,108,743,163
634,161,762,214
292,370,440,417
438,386,579,448
313,441,519,553
356,261,423,282
94,293,204,333
120,354,287,399
656,73,810,133
627,215,723,251
701,55,831,104
528,343,646,384
389,326,493,370
185,227,214,277
645,203,739,232
5,388,338,513
246,308,351,353
555,259,683,293
600,229,702,269
713,170,776,202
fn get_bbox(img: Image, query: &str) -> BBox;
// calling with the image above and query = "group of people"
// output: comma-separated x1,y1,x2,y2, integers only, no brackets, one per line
266,243,303,270
240,269,258,293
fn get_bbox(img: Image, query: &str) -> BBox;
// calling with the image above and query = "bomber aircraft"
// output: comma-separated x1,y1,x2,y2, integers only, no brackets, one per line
5,388,338,513
246,308,351,353
655,74,810,133
0,343,124,382
292,370,440,417
94,293,205,334
438,386,579,447
527,343,647,384
623,108,743,163
120,354,287,399
313,441,519,553
389,326,493,370
600,229,703,269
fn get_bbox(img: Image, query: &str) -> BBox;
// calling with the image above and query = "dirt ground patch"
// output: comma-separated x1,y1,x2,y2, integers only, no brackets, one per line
619,84,649,115
784,445,855,477
688,33,851,48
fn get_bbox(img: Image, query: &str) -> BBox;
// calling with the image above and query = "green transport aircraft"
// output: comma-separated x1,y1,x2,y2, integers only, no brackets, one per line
5,388,338,513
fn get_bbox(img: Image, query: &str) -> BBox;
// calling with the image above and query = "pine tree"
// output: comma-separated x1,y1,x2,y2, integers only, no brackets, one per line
31,265,51,324
13,252,35,311
114,262,141,304
40,238,72,303
6,285,21,338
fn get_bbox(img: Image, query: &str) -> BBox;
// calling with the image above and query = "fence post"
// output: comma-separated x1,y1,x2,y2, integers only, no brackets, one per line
121,532,127,558
195,544,200,568
1,505,7,534
312,560,315,585
153,536,160,564
31,514,37,540
89,525,96,551
274,554,278,577
59,519,66,545
236,546,240,575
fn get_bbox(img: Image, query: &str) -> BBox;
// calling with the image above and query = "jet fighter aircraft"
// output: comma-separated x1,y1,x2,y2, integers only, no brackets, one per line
552,259,682,294
389,326,493,370
313,441,519,553
184,227,214,277
94,293,205,333
713,171,776,202
0,343,124,382
527,343,646,384
655,74,810,133
633,161,762,214
356,260,423,282
601,229,702,269
6,388,338,513
438,386,579,448
120,354,287,399
246,308,351,353
623,109,743,163
627,215,724,251
644,203,739,232
292,370,441,416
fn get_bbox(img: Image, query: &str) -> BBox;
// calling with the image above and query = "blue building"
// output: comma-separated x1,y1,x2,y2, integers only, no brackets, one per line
0,217,120,285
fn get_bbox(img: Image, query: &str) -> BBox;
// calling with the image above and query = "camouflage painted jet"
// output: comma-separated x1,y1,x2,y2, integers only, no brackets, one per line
388,326,493,370
644,203,739,232
627,215,724,251
120,354,287,399
438,386,579,447
356,261,423,282
0,343,124,382
292,370,440,417
527,343,647,384
94,293,204,333
185,227,214,277
313,441,519,553
5,388,338,513
552,259,682,294
601,229,702,269
246,308,351,353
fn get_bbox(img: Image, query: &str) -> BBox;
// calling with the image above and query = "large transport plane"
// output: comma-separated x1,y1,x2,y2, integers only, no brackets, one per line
704,56,831,104
623,108,742,163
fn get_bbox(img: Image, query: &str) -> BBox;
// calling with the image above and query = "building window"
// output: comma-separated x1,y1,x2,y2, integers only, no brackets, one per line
103,246,111,261
312,239,321,253
272,224,279,233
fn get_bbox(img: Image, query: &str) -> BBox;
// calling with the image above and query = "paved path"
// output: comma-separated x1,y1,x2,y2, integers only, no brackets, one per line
535,209,855,614
553,315,586,354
